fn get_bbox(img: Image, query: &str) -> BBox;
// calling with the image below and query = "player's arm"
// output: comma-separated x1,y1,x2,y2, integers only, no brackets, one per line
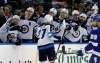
32,21,39,32
0,23,10,34
51,21,61,34
77,33,97,56
32,21,38,28
35,27,41,38
85,33,98,49
50,25,61,40
0,15,21,33
0,18,13,33
82,29,89,42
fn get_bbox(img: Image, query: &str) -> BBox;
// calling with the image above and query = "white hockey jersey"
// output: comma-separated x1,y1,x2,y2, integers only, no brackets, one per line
53,19,66,37
19,20,38,39
64,26,88,42
36,25,54,46
0,18,19,43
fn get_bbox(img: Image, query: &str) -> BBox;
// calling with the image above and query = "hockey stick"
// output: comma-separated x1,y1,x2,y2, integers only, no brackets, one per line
56,28,67,55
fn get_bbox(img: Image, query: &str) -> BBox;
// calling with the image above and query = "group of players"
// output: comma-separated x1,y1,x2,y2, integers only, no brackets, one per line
0,3,100,63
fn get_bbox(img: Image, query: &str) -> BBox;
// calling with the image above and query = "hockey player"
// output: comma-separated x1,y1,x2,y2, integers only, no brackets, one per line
0,15,21,45
44,8,57,24
77,14,100,63
53,8,69,43
19,7,38,43
37,8,57,29
63,11,88,43
51,8,70,55
86,4,99,33
78,13,87,28
36,17,57,63
71,10,80,24
20,7,34,21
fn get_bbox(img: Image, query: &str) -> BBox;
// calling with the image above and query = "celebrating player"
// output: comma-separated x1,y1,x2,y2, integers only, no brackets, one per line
0,15,21,45
19,7,38,43
53,8,68,43
77,14,100,63
64,13,88,43
36,17,57,63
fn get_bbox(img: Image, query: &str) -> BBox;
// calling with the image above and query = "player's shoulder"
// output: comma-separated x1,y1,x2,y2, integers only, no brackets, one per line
79,26,87,31
52,21,59,28
45,25,51,28
91,27,99,34
20,19,28,24
42,25,50,28
45,14,51,17
40,25,50,30
44,14,53,21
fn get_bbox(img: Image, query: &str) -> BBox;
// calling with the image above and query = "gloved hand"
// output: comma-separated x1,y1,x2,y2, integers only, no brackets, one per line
6,17,13,25
15,41,21,45
66,25,71,30
62,45,66,54
73,25,78,31
54,36,62,43
77,50,84,56
15,39,21,46
85,43,94,51
10,26,21,31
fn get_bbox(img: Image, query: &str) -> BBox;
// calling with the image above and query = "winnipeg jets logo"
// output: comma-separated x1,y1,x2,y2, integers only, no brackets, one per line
7,33,16,40
72,30,80,38
21,25,29,33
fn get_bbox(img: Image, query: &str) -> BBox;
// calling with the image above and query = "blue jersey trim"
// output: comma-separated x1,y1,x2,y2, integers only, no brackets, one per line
38,43,54,50
21,39,33,43
0,39,37,45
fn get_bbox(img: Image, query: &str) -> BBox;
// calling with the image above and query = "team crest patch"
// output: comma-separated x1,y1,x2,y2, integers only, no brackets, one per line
21,25,29,33
72,30,80,38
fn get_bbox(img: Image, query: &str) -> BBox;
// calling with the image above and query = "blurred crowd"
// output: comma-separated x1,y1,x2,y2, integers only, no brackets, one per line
0,0,100,44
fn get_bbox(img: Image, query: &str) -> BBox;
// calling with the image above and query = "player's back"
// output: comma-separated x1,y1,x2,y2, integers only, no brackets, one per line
37,25,54,46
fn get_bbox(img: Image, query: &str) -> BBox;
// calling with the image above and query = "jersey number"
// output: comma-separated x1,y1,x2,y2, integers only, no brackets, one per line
41,29,46,39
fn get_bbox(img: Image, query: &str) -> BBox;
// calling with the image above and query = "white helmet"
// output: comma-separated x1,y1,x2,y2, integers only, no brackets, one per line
12,15,20,20
26,7,34,14
80,13,87,20
44,14,53,24
49,8,57,16
37,17,52,25
11,15,20,25
91,4,98,14
60,8,69,14
72,10,80,15
92,4,98,10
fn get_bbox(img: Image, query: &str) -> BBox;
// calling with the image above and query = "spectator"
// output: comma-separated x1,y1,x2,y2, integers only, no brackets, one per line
33,4,45,21
0,0,8,6
0,5,13,27
3,5,13,19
